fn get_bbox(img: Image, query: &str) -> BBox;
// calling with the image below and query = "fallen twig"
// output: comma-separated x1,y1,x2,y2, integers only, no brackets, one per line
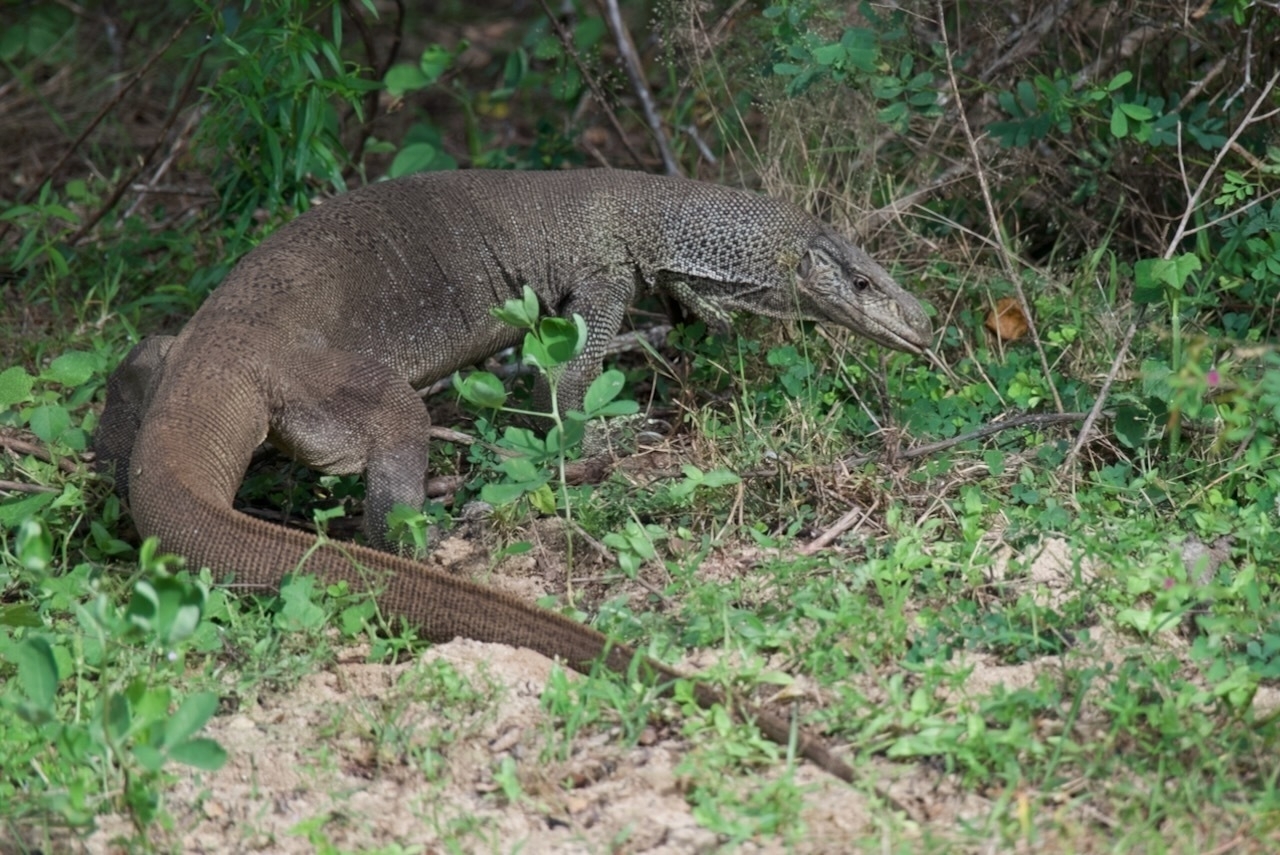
800,498,879,555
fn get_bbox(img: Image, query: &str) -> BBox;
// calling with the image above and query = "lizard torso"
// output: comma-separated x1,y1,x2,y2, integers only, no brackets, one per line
94,169,932,785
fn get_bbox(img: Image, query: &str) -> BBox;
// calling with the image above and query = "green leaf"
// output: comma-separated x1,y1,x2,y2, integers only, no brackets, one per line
164,691,220,748
105,691,132,741
275,575,328,632
384,63,429,96
150,575,206,645
811,43,844,66
10,636,59,709
592,400,638,418
0,603,42,628
387,142,437,178
498,455,541,483
169,737,228,771
0,365,35,408
1114,405,1148,449
1107,71,1133,91
45,351,96,386
133,745,167,772
699,468,741,489
521,285,541,326
1119,102,1153,121
480,481,532,505
583,370,625,414
1135,254,1201,299
521,332,551,370
418,44,453,83
527,483,557,514
1110,108,1128,139
525,316,580,369
0,491,57,528
454,372,507,409
27,404,70,444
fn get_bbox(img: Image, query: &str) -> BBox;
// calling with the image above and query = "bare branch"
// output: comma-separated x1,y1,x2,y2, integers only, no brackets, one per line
936,0,1065,413
600,0,681,175
536,0,647,171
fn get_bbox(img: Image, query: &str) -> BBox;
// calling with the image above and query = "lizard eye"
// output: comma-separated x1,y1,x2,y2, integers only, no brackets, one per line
851,275,870,292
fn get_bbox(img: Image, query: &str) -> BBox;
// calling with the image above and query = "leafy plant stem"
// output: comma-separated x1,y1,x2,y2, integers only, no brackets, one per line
935,0,1064,414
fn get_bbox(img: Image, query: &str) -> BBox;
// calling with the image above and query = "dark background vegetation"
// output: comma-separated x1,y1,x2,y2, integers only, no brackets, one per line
2,0,1280,849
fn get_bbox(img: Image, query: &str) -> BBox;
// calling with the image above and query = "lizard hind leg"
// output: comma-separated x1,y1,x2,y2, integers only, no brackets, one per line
266,349,434,554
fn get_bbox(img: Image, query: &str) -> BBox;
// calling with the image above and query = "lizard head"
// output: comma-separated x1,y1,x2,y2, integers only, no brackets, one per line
791,231,932,355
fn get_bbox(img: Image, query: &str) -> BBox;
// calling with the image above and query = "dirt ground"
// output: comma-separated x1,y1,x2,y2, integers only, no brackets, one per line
69,536,1207,853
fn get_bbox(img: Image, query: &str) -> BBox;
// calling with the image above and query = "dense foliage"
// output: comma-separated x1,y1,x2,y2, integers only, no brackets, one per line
2,1,1278,849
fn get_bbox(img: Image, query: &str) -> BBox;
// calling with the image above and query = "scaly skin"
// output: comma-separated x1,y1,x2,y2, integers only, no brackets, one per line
94,169,932,789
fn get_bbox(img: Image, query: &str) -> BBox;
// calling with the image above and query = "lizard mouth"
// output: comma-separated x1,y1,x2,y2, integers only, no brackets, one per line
825,302,932,356
874,323,931,355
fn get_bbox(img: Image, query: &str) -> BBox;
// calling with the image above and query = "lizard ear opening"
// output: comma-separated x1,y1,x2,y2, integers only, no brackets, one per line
798,248,817,281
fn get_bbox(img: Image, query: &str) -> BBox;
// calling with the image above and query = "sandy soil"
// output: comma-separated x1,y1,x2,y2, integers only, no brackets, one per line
67,536,1216,853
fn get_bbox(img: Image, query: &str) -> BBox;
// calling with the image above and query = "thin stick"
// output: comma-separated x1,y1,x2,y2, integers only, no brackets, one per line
845,411,1092,469
70,50,206,244
536,0,647,171
936,0,1064,414
0,10,200,245
600,0,681,176
800,499,878,555
1063,70,1280,472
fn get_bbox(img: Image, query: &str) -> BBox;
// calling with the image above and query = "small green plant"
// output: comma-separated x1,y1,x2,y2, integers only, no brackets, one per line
453,285,637,519
195,1,379,221
0,524,226,833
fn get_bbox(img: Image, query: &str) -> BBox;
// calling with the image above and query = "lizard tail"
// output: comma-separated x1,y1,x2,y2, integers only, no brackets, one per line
133,472,864,786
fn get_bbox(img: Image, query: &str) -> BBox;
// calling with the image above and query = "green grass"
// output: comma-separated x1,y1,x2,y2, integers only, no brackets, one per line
5,0,1280,851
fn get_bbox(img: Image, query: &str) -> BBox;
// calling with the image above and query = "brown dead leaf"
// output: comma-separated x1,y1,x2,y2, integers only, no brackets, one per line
986,297,1029,341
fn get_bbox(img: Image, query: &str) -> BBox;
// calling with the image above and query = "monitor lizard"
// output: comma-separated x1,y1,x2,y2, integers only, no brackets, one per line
94,169,932,787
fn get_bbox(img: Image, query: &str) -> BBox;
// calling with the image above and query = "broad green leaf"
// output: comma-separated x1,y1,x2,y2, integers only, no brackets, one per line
699,468,742,489
105,691,132,741
1111,108,1128,138
10,636,58,709
1119,102,1153,120
45,351,96,386
528,483,557,514
0,602,42,628
592,400,638,418
454,371,507,409
418,44,453,82
388,142,437,178
0,366,34,407
583,370,625,414
130,684,170,724
165,691,220,748
521,332,552,369
1107,70,1133,91
811,43,844,66
169,737,228,771
15,518,52,571
499,455,541,482
528,316,581,367
480,481,532,505
149,575,206,645
27,404,70,444
384,63,429,96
